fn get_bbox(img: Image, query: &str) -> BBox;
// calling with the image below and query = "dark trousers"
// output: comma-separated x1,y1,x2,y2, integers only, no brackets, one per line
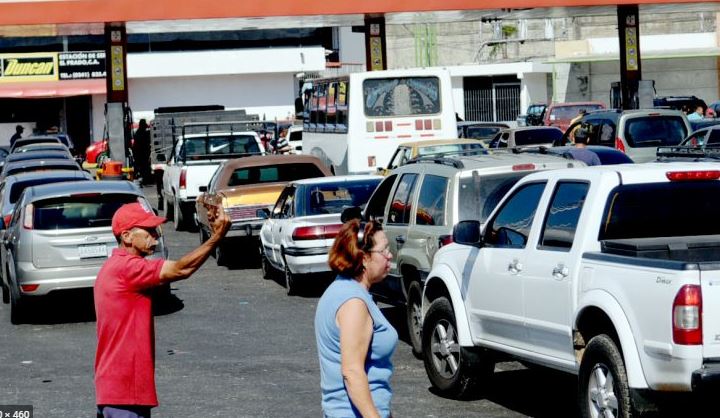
97,405,152,418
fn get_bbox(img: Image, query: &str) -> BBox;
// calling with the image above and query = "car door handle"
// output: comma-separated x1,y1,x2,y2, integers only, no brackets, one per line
552,264,569,280
508,259,523,274
395,235,406,244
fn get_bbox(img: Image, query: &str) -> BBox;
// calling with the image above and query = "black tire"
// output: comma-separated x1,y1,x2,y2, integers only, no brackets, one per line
406,281,424,359
422,297,494,398
578,334,633,418
216,243,229,267
284,262,296,296
260,250,273,281
165,193,174,219
157,192,164,211
9,284,25,325
172,197,185,231
199,227,208,244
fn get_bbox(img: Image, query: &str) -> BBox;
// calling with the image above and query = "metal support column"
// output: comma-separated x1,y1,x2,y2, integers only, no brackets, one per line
617,5,642,110
104,23,130,165
364,15,387,71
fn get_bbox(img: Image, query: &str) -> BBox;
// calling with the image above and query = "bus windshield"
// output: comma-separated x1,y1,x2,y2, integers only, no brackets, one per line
363,77,441,117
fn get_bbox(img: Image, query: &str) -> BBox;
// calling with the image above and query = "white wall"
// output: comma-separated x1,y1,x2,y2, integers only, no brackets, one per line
128,73,297,123
518,72,548,112
450,76,465,120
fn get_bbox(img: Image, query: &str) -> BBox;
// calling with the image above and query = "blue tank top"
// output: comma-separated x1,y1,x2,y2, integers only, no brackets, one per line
315,276,398,418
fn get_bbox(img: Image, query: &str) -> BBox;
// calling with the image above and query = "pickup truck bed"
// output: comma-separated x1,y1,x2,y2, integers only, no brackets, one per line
601,235,720,262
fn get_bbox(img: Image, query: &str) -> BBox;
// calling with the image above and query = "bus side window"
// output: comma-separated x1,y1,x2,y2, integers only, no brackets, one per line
317,83,328,133
326,82,338,132
336,81,349,133
308,86,319,132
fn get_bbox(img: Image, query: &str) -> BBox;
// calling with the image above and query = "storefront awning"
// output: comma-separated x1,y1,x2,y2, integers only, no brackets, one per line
0,79,105,98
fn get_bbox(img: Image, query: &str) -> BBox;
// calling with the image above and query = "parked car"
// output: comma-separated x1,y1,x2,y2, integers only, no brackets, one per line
84,139,108,167
457,122,509,144
0,170,94,227
0,180,167,324
9,136,63,153
0,159,82,179
655,125,720,162
515,103,547,127
542,145,634,165
258,175,382,294
195,154,331,265
544,102,606,132
286,125,303,154
362,152,583,356
487,126,563,149
689,118,720,132
380,138,487,175
561,109,691,162
421,162,720,415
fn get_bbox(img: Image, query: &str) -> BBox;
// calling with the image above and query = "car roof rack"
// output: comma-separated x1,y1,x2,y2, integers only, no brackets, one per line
656,146,720,159
405,156,465,169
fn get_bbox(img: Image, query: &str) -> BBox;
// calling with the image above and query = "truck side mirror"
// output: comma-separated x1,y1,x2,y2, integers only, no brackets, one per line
453,220,482,246
156,153,166,162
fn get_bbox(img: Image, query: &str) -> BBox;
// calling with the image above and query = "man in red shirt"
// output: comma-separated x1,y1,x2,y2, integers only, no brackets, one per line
94,201,230,418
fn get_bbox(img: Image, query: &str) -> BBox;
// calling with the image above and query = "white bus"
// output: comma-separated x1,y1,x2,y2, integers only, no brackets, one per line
302,68,457,174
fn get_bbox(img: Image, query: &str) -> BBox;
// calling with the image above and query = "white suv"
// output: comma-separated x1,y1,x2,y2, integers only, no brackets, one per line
363,153,583,356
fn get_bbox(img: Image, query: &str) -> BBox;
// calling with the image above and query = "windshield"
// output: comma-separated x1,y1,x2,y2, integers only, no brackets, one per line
363,77,440,117
624,116,687,147
528,105,545,116
228,163,325,186
600,181,720,240
551,105,603,120
466,126,503,139
458,172,527,223
417,143,485,157
514,129,562,146
300,179,381,216
181,135,261,160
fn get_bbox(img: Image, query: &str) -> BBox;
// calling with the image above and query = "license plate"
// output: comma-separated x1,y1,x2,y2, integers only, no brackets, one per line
78,244,107,259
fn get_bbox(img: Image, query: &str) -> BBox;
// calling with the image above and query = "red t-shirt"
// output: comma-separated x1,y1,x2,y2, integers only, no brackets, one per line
94,248,165,406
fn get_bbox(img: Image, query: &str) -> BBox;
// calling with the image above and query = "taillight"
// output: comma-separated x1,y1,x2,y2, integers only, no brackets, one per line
292,224,343,241
3,214,11,227
666,170,720,181
20,284,39,292
179,167,187,190
673,284,702,345
23,203,33,230
438,235,453,247
512,163,536,171
615,137,626,153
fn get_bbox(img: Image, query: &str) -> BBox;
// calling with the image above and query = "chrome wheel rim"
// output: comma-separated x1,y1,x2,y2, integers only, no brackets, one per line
430,319,460,379
410,300,422,346
587,363,618,418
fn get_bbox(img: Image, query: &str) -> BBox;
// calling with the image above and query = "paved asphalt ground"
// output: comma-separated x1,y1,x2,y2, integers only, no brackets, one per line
0,184,705,417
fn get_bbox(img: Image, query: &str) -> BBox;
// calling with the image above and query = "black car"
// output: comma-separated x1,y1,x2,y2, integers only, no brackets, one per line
545,145,634,165
654,96,707,114
457,121,509,143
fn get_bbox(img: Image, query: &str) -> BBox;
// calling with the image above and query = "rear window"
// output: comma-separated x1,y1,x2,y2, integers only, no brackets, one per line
514,129,562,146
7,164,79,176
11,177,88,204
466,126,503,139
551,105,603,121
182,135,261,160
300,179,381,216
228,163,325,186
416,143,485,157
624,116,687,147
600,182,720,240
33,194,138,230
459,172,527,223
363,77,441,117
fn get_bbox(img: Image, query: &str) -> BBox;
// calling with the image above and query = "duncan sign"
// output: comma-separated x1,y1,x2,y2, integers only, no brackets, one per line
59,51,106,80
0,53,58,82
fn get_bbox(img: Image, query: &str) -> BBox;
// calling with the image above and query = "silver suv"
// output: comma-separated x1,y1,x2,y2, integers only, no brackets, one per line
363,152,582,356
0,180,167,324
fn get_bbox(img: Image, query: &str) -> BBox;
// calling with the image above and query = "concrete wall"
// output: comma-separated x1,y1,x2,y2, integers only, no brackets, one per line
339,27,366,65
519,72,549,111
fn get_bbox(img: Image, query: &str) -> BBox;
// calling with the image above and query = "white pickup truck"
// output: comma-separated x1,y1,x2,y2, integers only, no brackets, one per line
161,130,263,230
421,163,720,416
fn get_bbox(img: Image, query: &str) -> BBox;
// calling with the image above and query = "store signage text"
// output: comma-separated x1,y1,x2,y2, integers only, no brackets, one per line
0,53,58,82
59,51,106,80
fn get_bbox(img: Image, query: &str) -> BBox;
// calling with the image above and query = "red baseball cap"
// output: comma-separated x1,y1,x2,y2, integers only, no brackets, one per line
112,202,166,236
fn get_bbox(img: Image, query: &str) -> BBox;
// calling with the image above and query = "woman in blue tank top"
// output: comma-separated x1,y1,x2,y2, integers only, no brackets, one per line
315,220,398,418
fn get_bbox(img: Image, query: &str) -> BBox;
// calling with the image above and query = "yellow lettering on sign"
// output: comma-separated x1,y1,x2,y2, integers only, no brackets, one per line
4,59,54,76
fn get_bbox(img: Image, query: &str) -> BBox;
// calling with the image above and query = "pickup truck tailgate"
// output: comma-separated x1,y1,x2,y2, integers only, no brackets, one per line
186,163,222,197
702,269,720,357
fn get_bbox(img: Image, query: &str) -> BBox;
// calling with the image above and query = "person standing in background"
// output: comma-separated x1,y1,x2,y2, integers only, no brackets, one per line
9,125,23,147
133,119,152,184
